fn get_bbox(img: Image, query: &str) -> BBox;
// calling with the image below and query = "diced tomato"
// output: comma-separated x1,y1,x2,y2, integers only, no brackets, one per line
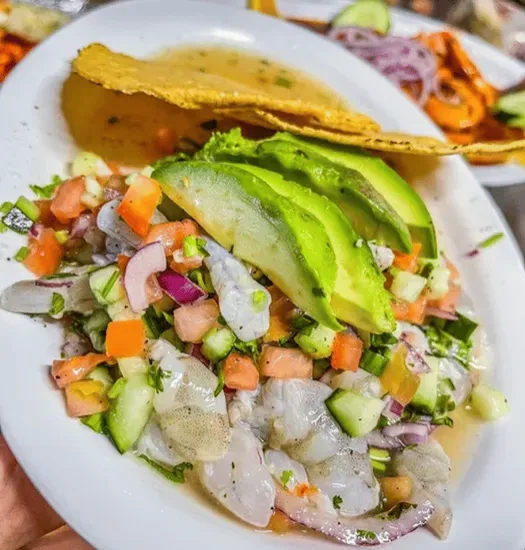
173,299,219,343
106,319,145,358
23,228,63,277
223,352,259,391
263,285,296,343
428,283,460,314
259,346,313,378
393,243,422,273
330,331,363,372
117,175,161,237
65,380,109,417
144,220,199,256
52,353,112,389
50,177,86,224
170,249,203,274
391,299,410,321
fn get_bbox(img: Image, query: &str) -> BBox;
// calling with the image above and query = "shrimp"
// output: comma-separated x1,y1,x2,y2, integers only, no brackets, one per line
150,340,230,461
393,439,452,539
137,416,185,467
203,238,270,342
198,427,276,527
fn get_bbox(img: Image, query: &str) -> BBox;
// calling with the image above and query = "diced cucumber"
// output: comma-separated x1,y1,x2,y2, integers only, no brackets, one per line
71,151,112,178
107,298,138,321
470,384,510,421
426,267,451,300
85,309,111,333
390,270,427,303
294,324,336,359
325,388,384,437
89,265,125,306
81,413,106,434
313,358,331,380
160,328,184,351
15,196,40,221
369,447,390,463
331,0,391,33
118,357,149,378
371,459,387,474
360,349,389,376
410,356,440,413
106,374,155,453
81,177,104,209
202,327,235,362
87,366,113,393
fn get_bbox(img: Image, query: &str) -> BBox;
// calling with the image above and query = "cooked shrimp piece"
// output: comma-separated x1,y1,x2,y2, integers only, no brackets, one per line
203,238,270,341
198,427,276,527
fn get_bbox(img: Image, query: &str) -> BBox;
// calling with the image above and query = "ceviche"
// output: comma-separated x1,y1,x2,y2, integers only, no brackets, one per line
0,123,509,546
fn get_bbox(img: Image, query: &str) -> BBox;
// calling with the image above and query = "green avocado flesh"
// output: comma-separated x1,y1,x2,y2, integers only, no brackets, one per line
274,133,438,258
233,164,395,333
197,129,412,254
152,160,341,330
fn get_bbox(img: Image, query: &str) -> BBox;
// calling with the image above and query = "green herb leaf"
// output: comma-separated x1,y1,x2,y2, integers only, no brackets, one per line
14,246,29,262
49,292,65,316
291,313,315,331
30,175,62,199
376,502,416,520
147,362,171,393
188,269,215,293
214,362,225,397
478,232,504,249
233,339,260,362
280,470,293,488
140,455,193,483
332,495,343,510
100,269,120,300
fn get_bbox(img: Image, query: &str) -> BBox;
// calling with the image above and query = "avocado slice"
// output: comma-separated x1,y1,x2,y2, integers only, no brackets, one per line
234,164,395,333
275,133,438,258
152,160,341,330
198,129,412,254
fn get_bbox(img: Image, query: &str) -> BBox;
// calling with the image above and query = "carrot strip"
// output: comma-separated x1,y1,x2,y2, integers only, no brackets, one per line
52,353,112,389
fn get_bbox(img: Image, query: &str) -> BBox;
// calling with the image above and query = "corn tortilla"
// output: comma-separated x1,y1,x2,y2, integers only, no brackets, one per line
72,44,379,134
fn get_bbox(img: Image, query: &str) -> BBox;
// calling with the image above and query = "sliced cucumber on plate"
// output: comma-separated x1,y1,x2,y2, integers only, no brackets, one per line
331,0,391,34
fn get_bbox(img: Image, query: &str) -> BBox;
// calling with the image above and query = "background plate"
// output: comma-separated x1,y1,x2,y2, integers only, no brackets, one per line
0,1,524,548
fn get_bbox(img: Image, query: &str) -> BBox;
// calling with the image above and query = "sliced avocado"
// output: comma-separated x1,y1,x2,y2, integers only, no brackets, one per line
274,133,438,258
235,164,395,333
410,356,440,413
153,160,341,330
198,129,412,254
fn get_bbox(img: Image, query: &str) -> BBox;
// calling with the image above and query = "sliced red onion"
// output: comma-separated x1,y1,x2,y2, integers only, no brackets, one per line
124,242,167,312
275,484,434,546
185,343,211,368
35,278,75,289
402,340,431,374
157,269,207,305
71,212,95,238
383,423,429,446
327,26,437,106
425,307,458,321
30,223,44,239
365,429,404,450
382,395,404,422
103,188,122,202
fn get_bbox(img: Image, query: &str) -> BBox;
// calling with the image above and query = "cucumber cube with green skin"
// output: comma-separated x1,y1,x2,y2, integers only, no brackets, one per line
202,327,235,362
470,384,510,421
325,389,385,437
89,265,125,306
106,374,154,453
390,271,427,303
118,357,149,378
294,324,336,359
87,366,113,393
410,356,440,413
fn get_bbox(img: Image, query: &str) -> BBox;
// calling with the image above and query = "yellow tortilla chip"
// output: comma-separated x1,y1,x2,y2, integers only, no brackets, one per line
219,108,525,156
72,44,379,135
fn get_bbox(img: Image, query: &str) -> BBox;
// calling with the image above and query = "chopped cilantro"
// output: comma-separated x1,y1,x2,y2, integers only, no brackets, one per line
214,362,225,397
140,456,193,483
49,292,65,316
280,470,293,488
107,378,127,399
356,530,376,542
376,502,416,520
81,413,106,434
100,269,120,300
30,175,62,199
147,362,171,393
233,339,260,362
332,495,343,510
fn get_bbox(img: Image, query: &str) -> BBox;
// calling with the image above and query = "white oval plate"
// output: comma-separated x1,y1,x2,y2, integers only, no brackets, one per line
0,1,524,549
266,0,525,187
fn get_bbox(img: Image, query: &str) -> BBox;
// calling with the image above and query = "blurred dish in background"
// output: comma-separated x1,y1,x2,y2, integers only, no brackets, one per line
0,0,69,82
